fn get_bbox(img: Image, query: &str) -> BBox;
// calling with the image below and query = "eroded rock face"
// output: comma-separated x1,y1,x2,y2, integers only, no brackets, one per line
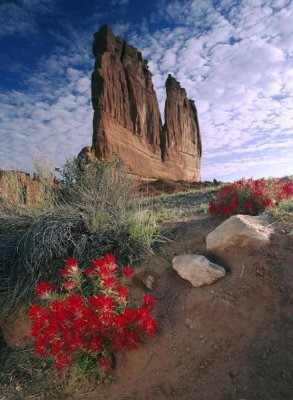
0,170,41,206
90,25,201,181
77,146,96,165
162,75,202,180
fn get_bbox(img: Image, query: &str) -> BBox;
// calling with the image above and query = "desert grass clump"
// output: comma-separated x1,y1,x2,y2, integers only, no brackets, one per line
0,170,27,208
31,157,58,213
0,334,65,398
0,158,160,320
59,158,133,231
266,197,293,217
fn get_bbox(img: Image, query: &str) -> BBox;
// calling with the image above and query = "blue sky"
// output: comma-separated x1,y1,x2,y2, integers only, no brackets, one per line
0,0,292,181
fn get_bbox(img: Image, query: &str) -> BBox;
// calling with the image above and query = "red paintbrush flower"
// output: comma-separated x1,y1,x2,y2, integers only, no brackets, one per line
35,282,57,299
122,265,134,276
116,285,128,300
63,281,75,290
29,254,158,379
60,258,79,277
143,293,156,307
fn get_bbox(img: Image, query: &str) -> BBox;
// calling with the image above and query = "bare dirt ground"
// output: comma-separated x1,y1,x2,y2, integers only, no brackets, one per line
67,213,293,400
1,192,292,400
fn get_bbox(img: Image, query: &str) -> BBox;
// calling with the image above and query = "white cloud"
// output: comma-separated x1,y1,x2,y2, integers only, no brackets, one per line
112,22,131,36
0,3,35,36
0,27,93,173
0,0,56,37
0,0,292,181
131,0,293,180
111,0,130,5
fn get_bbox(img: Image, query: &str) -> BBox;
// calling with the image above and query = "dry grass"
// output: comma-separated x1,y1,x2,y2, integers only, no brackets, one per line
0,336,65,399
0,159,57,216
136,186,217,223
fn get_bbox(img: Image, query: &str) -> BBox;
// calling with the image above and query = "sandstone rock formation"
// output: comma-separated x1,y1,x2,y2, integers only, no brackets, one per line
206,214,273,252
162,75,202,179
172,254,225,287
77,146,97,165
90,25,201,181
0,170,40,205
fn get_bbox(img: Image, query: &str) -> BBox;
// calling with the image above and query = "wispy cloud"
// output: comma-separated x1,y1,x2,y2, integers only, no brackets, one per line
0,0,292,181
0,0,56,37
111,0,130,5
130,0,293,180
0,23,93,172
112,22,131,36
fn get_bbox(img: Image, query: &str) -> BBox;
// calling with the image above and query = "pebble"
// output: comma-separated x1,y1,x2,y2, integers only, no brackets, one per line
199,360,208,370
185,318,194,330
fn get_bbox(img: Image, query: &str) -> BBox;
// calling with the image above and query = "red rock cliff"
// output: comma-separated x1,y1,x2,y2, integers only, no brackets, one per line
0,170,40,205
90,25,201,181
162,75,202,180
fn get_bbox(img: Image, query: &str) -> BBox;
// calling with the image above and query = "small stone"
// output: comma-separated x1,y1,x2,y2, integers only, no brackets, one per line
172,254,225,287
185,318,194,330
199,360,208,370
287,229,293,242
142,275,155,290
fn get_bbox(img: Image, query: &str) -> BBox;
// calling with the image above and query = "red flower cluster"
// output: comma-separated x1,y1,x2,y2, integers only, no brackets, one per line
28,255,157,378
208,178,293,218
35,282,57,299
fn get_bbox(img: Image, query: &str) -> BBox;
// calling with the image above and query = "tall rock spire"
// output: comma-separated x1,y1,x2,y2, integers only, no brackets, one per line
90,25,201,181
162,74,201,179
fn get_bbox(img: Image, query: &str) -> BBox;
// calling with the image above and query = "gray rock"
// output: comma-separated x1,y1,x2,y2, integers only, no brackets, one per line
206,214,273,252
172,254,225,287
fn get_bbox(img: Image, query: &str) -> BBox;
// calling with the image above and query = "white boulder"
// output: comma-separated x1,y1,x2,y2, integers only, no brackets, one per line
172,254,225,287
206,214,273,252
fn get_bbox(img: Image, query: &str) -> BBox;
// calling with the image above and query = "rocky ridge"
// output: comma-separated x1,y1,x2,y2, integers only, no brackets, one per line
0,170,40,205
88,25,201,181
